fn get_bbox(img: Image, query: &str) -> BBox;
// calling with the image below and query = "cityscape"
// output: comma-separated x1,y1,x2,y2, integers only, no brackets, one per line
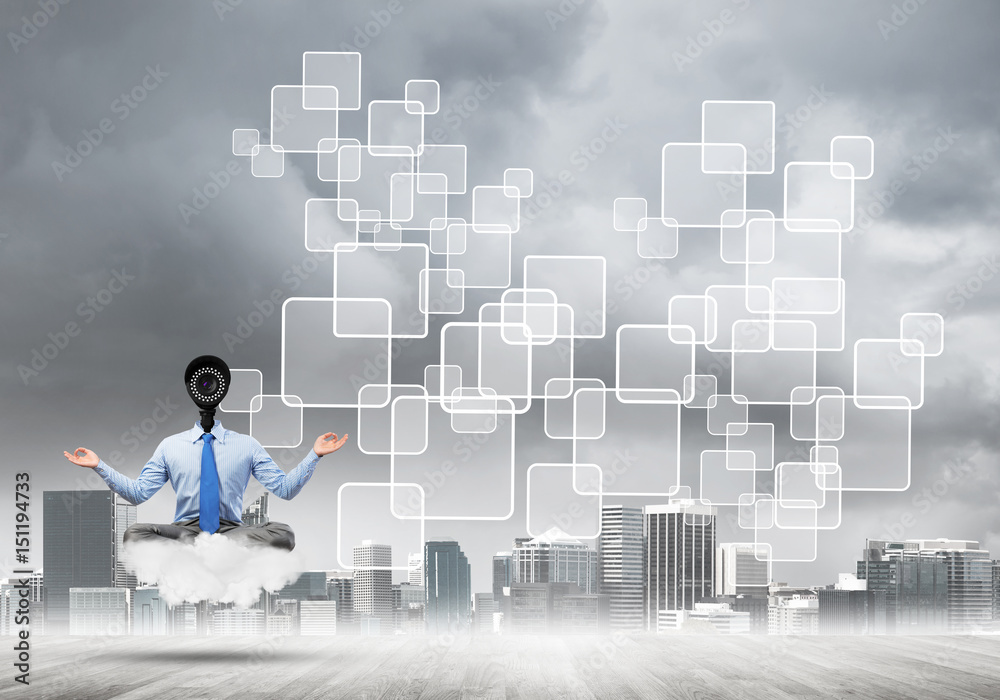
4,490,997,638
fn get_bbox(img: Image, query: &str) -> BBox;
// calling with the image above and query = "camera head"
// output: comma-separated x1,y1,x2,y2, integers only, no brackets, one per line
184,355,231,433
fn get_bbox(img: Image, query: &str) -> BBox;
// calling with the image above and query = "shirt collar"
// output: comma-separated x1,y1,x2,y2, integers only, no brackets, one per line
189,421,228,444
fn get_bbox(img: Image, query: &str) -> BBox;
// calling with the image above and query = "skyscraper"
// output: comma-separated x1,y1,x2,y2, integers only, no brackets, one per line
300,601,337,635
327,572,354,631
408,552,423,587
114,499,136,589
133,587,170,635
212,608,265,635
43,491,136,634
513,529,597,594
473,593,498,634
69,587,130,635
992,560,1000,630
394,582,425,634
353,541,392,630
279,571,329,602
597,505,644,630
241,493,269,526
644,502,716,630
424,540,471,634
714,543,769,597
817,573,886,635
768,589,819,635
858,538,992,634
492,552,513,598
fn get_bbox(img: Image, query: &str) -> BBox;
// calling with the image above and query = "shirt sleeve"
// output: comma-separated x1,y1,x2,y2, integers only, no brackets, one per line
250,441,321,500
92,442,170,505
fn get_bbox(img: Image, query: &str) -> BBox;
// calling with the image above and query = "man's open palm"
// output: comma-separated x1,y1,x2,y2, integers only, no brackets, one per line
314,432,349,457
64,447,99,468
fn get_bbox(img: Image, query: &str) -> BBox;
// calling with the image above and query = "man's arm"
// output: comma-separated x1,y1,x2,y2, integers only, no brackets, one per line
64,445,169,506
251,432,348,500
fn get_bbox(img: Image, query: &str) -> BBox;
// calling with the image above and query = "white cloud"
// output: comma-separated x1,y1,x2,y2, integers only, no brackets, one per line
125,534,305,608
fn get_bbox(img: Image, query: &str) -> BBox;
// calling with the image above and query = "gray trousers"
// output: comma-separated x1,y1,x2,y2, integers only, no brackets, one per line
123,518,295,551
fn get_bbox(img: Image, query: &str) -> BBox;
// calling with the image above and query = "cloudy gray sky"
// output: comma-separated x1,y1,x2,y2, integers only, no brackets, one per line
1,0,998,595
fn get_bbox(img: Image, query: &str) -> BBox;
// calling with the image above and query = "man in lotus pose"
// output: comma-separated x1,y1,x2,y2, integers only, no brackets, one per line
63,355,348,550
64,428,347,550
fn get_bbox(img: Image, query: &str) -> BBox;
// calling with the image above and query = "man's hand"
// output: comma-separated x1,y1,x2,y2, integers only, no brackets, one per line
314,432,349,457
63,448,100,469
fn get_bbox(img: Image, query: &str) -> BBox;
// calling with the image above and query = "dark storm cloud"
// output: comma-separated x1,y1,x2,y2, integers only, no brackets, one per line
1,0,998,591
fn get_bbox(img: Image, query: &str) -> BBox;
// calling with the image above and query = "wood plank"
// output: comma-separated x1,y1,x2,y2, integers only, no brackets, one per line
12,634,1000,700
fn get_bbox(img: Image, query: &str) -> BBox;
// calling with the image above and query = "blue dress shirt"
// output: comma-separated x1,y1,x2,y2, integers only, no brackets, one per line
93,421,321,523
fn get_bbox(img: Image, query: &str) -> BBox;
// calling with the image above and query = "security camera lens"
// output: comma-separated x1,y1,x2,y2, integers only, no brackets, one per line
196,374,218,396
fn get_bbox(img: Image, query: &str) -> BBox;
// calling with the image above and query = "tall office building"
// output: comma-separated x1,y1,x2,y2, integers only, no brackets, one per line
513,530,597,594
425,540,471,634
279,571,329,602
44,491,135,634
0,583,19,636
171,603,199,635
408,552,424,587
241,493,269,526
504,582,608,634
473,593,499,634
266,610,294,636
768,590,819,635
212,608,264,635
816,573,886,635
597,505,644,630
992,560,1000,630
353,541,393,630
492,552,513,598
114,500,136,590
69,587,130,635
393,582,425,634
715,543,769,596
505,582,574,635
300,601,337,635
561,592,611,634
327,572,354,631
858,538,992,634
643,502,716,631
133,587,170,635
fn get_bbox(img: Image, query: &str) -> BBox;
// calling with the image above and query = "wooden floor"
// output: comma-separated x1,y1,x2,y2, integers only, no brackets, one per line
7,634,1000,699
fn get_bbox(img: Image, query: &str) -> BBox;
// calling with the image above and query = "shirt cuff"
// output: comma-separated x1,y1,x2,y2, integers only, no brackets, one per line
93,460,112,479
307,449,322,464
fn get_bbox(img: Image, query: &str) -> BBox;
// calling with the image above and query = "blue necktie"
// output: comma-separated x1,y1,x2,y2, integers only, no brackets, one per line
199,433,220,534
